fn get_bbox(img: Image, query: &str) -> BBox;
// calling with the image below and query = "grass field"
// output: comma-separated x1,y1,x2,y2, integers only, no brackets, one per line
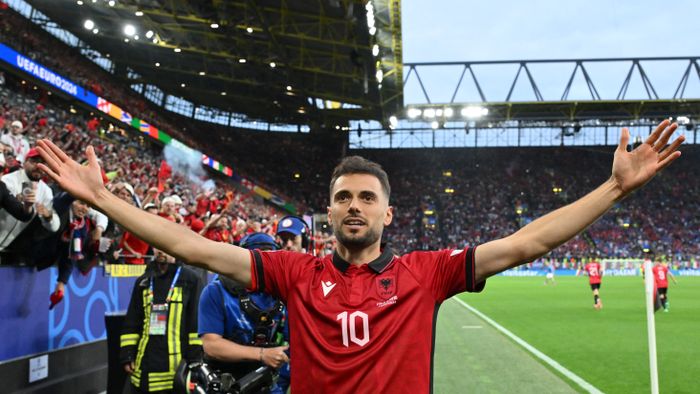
443,276,700,393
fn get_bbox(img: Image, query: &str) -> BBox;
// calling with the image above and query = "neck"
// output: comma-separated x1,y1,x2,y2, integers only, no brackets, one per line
335,241,382,266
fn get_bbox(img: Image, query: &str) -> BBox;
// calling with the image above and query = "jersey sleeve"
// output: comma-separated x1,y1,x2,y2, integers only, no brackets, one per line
197,283,226,337
248,250,315,302
404,246,485,302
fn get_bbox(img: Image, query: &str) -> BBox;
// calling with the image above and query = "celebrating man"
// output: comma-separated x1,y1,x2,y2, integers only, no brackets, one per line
36,120,683,393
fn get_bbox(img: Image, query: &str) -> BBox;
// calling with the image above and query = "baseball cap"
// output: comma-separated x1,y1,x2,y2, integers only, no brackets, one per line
239,232,279,251
11,120,23,129
276,216,307,236
25,148,41,159
143,203,158,210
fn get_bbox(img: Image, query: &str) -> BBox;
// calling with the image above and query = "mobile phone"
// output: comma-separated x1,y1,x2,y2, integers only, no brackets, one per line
21,181,34,197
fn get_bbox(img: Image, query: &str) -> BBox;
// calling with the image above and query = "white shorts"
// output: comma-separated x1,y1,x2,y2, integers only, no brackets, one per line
546,273,554,279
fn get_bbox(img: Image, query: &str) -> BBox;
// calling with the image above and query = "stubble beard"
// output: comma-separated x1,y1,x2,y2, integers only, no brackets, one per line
334,224,381,251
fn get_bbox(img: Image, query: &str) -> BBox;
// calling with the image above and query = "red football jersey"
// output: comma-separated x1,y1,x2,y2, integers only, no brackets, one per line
249,247,484,393
652,265,669,288
584,262,602,284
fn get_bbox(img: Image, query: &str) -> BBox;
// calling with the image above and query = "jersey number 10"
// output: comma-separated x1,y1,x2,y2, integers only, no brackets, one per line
337,311,370,347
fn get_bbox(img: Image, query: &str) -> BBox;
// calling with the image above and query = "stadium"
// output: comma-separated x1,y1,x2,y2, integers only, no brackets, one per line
0,1,698,393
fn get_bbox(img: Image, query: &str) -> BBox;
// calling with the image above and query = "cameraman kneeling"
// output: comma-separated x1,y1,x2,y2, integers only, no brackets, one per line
198,233,290,393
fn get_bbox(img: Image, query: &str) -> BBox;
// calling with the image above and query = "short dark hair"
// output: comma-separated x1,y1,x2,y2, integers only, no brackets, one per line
329,156,391,200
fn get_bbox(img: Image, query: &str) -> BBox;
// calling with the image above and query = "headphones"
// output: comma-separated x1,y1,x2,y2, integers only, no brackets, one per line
276,215,312,252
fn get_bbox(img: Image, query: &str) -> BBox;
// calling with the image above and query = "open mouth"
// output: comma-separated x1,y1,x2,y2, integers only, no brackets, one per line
343,218,366,228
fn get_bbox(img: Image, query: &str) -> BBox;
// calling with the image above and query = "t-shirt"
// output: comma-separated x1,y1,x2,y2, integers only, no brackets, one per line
249,247,484,394
584,262,602,284
119,231,150,265
652,265,669,288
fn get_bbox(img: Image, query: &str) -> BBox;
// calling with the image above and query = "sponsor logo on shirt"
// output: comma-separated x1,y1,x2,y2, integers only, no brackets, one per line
376,295,398,308
321,280,336,297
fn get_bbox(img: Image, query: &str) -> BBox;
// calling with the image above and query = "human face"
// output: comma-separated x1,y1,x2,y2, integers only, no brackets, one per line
23,157,44,181
161,201,175,214
277,232,303,252
115,187,133,204
11,124,22,135
328,173,393,251
71,200,89,218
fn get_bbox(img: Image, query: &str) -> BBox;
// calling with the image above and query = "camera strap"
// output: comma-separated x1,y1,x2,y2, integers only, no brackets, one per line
219,277,285,345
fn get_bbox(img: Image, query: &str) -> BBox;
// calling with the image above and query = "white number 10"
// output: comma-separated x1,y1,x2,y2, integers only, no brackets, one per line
337,311,370,347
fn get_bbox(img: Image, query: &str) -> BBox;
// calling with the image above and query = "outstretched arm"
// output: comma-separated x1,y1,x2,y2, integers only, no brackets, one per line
36,140,252,286
475,120,684,283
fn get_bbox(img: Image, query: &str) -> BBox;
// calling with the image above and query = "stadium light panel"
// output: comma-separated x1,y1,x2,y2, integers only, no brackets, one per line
269,62,276,68
199,71,206,75
152,38,158,44
210,23,219,29
435,109,443,117
92,28,99,34
286,85,293,91
461,106,487,118
83,20,94,30
389,115,398,128
431,121,439,129
221,92,226,96
239,58,247,63
108,0,115,6
180,83,186,87
444,108,454,118
406,108,421,119
76,0,83,5
372,44,379,57
133,35,139,40
124,38,129,43
423,108,436,118
123,24,136,36
246,27,254,33
369,27,376,35
135,11,143,16
145,30,154,39
174,48,181,52
375,69,383,83
155,62,160,67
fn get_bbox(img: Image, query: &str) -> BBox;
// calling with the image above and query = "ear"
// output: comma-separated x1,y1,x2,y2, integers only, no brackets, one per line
327,206,332,226
384,205,394,226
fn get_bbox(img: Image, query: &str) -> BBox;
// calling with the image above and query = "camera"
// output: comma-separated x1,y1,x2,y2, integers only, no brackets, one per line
175,361,278,394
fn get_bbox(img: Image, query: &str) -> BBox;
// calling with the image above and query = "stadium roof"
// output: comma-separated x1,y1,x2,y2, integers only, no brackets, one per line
26,0,403,128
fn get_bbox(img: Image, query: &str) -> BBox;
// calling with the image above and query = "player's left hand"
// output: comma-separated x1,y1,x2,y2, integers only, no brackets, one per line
611,119,684,196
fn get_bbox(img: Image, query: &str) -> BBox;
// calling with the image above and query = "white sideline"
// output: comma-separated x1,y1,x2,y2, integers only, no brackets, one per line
451,297,604,394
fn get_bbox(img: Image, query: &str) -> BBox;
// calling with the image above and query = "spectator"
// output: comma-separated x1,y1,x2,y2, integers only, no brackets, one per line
1,120,30,163
0,148,59,264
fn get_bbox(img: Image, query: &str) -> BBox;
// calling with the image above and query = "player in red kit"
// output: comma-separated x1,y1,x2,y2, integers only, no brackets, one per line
652,260,677,312
578,260,604,309
35,119,683,393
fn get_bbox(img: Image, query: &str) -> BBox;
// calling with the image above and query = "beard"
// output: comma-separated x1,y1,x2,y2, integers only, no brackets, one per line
333,224,381,251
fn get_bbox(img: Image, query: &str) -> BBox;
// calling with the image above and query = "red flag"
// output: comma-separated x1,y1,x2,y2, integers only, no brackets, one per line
157,160,172,192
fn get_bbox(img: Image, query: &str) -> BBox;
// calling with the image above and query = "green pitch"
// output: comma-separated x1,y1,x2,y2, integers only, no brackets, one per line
434,276,700,393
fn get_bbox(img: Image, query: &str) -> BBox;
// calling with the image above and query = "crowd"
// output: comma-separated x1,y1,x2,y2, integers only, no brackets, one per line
1,3,699,275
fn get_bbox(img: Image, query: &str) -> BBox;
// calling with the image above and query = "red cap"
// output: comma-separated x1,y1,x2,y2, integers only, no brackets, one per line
25,148,41,159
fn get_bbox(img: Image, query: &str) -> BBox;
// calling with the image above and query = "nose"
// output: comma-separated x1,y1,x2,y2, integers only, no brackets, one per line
285,239,294,249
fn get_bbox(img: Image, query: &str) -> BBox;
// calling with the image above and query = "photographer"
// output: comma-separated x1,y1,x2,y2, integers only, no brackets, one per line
197,233,290,394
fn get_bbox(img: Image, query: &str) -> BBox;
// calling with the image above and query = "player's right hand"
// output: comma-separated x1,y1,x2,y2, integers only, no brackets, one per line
261,345,290,369
36,140,106,207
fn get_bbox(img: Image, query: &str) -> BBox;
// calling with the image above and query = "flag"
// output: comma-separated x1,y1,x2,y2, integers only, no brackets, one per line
157,160,172,193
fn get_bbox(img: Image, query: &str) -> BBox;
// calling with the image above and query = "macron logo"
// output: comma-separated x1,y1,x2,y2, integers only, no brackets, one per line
322,281,336,297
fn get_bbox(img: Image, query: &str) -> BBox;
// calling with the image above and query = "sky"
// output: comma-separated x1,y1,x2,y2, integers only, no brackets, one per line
401,0,700,104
